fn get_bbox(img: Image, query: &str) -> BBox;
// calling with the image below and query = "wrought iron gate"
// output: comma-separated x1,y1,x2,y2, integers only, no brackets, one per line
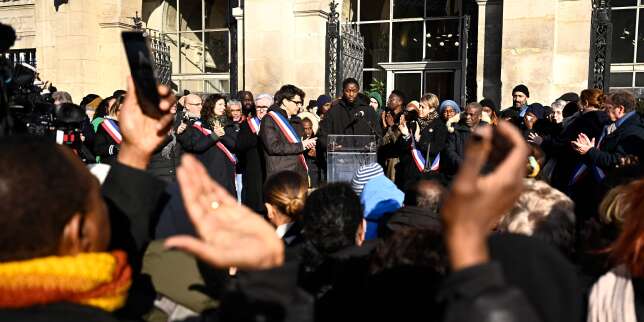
325,1,365,97
588,0,612,92
144,29,173,86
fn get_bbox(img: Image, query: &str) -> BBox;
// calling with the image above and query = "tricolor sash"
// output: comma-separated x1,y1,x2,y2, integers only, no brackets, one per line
247,117,261,135
410,139,440,172
101,119,122,144
192,121,237,164
266,111,308,172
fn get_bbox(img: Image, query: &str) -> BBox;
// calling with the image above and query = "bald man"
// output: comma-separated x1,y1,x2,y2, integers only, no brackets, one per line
183,94,203,118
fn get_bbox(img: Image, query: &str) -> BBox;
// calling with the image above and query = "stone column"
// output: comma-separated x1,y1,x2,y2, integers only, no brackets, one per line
475,0,503,106
293,0,328,98
232,5,244,91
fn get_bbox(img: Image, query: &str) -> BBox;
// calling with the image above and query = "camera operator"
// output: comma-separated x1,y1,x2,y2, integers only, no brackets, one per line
94,95,124,166
55,103,96,163
394,96,448,190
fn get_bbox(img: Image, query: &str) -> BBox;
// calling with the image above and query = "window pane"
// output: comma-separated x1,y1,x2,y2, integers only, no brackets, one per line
180,32,204,73
635,72,644,86
610,73,633,87
425,19,461,61
611,9,636,63
427,0,463,17
360,23,390,67
360,0,390,21
343,0,358,22
164,0,178,32
394,73,422,102
204,31,229,73
638,9,644,62
393,0,424,19
363,70,387,97
205,79,230,94
392,21,423,62
166,33,180,74
180,0,203,31
180,79,205,93
425,71,455,101
612,0,637,7
205,0,227,29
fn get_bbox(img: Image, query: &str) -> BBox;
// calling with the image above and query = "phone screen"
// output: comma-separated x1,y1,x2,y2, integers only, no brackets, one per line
121,31,162,118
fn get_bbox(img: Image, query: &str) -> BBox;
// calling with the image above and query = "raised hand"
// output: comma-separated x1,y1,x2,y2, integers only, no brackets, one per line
571,133,595,155
527,132,543,145
118,76,176,169
165,155,284,270
441,121,529,270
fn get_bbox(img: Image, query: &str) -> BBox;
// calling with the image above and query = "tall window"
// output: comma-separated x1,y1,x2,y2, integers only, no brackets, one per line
163,0,230,93
610,0,644,96
344,0,463,101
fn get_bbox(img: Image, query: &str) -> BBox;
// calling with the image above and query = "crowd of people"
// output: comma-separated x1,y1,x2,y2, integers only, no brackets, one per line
2,71,644,322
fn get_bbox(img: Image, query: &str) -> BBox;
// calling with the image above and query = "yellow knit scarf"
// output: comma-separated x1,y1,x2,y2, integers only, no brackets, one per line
0,251,131,312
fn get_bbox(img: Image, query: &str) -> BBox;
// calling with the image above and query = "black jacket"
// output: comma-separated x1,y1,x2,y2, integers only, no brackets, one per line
443,121,486,175
147,134,181,183
0,302,119,322
177,120,237,196
394,119,448,190
586,112,644,173
237,118,266,213
94,119,121,166
260,106,307,180
317,93,381,153
542,111,610,191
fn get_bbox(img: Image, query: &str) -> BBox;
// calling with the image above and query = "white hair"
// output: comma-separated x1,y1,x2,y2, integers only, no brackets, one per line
255,93,274,104
551,99,567,110
227,100,242,108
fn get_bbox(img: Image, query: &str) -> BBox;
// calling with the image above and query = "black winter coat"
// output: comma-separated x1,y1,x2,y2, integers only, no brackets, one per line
443,122,486,176
177,120,237,196
394,119,448,190
542,110,610,191
94,119,121,166
260,107,307,180
0,302,119,322
147,134,181,183
586,112,644,173
237,118,266,213
317,93,382,152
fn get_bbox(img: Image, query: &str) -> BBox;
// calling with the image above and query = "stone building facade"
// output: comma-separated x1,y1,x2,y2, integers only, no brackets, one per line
1,0,598,109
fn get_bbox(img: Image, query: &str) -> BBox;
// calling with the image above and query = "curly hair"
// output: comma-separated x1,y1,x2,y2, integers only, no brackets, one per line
201,93,227,125
274,85,305,107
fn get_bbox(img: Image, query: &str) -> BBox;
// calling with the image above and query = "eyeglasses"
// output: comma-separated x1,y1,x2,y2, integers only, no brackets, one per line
287,98,304,106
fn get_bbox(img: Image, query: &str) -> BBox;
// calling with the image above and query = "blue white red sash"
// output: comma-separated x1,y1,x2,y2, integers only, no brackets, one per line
101,119,122,144
267,111,308,172
247,116,261,135
410,139,440,172
192,121,238,164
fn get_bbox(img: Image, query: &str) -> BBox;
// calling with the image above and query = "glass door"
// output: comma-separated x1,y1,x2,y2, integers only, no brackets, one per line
425,70,457,101
393,71,422,102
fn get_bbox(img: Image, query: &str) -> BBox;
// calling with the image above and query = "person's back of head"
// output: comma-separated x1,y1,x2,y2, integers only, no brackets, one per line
52,91,73,105
403,179,445,213
0,136,108,262
608,178,644,278
302,183,365,257
264,171,307,225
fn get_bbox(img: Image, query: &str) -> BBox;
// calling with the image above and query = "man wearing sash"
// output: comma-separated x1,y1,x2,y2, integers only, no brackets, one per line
177,94,238,197
260,85,317,181
237,93,271,213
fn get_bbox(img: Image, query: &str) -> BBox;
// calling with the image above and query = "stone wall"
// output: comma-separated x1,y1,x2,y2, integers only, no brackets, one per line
0,0,35,49
499,0,591,108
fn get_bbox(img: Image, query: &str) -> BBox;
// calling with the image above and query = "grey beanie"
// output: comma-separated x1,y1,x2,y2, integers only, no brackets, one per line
351,163,385,195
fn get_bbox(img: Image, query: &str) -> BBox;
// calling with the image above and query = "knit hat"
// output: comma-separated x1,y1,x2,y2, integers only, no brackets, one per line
316,95,332,109
558,92,579,103
512,84,530,98
479,98,499,113
526,103,545,119
439,100,461,114
368,91,383,109
351,163,384,195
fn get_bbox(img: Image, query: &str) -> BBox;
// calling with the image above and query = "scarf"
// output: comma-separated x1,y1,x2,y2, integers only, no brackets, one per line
0,251,131,312
588,265,636,322
417,110,440,132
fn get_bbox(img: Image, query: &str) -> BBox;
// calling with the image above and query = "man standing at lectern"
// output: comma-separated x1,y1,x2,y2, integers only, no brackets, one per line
317,78,382,160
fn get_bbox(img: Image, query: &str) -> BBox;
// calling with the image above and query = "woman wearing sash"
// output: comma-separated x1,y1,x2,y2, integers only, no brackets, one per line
94,95,124,166
177,94,238,196
260,85,317,181
237,93,271,213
